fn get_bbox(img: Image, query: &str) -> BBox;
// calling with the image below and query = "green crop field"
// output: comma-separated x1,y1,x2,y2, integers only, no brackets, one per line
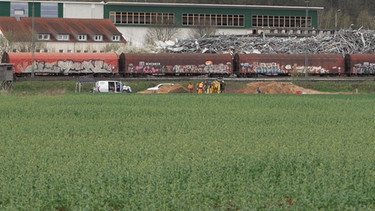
0,93,374,210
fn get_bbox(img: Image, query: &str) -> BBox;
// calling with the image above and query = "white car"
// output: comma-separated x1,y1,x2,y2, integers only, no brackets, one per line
147,83,174,91
94,80,123,93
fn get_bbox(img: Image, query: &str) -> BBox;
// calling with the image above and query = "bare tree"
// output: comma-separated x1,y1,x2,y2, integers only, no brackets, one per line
356,10,374,29
0,32,19,54
318,9,352,30
144,23,180,45
0,30,46,54
189,25,217,39
0,35,8,54
101,43,127,54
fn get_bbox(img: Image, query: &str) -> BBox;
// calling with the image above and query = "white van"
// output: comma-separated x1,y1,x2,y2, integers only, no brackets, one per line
94,80,123,93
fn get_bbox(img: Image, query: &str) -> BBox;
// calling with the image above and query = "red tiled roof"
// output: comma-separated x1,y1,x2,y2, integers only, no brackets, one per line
0,17,32,41
0,17,126,43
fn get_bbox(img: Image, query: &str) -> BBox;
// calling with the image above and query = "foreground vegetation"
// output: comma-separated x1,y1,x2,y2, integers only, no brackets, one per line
0,91,374,210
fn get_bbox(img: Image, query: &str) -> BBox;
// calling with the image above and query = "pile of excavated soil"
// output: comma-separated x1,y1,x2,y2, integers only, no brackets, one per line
138,84,189,94
138,82,352,94
236,81,325,94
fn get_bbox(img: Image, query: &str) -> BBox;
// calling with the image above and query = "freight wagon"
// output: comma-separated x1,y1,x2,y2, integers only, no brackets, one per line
233,54,345,77
1,52,119,76
121,53,233,77
344,54,375,75
2,52,375,77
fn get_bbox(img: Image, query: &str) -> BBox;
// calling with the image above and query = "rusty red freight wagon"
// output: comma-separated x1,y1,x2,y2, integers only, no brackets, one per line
233,54,345,77
2,52,120,76
345,54,375,76
121,53,233,77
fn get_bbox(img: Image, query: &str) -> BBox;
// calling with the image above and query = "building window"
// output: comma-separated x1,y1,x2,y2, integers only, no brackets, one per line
112,35,120,41
38,34,50,40
41,2,58,18
78,35,87,41
11,2,28,17
93,35,103,41
59,49,64,53
251,15,311,28
182,13,244,27
56,34,70,41
14,9,25,16
109,11,175,25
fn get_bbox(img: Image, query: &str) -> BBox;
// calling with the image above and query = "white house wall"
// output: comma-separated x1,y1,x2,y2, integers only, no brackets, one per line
40,42,114,53
117,27,148,48
117,26,249,48
63,3,103,19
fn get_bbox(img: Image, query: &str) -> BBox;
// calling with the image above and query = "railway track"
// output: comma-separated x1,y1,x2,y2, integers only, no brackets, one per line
14,75,375,82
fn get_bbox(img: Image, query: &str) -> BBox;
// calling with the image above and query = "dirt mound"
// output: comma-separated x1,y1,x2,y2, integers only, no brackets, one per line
237,82,328,94
160,84,190,93
138,84,189,94
138,82,352,94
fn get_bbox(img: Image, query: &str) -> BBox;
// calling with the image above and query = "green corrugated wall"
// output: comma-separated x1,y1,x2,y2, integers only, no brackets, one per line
0,2,10,16
103,4,318,28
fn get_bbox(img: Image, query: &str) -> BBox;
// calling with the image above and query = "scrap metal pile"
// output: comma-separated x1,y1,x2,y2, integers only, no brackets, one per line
162,29,375,55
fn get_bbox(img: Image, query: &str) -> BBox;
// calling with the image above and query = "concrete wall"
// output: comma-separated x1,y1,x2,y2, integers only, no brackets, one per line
63,2,103,19
41,42,114,53
117,27,249,48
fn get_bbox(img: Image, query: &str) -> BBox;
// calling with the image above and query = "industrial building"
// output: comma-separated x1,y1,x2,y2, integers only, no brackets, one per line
0,0,324,50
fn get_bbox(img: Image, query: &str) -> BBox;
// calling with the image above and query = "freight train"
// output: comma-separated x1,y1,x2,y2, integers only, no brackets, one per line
2,52,375,77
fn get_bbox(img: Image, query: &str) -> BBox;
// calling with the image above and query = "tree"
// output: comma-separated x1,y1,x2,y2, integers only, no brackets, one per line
0,30,46,54
189,25,217,39
356,10,374,29
144,24,180,45
101,43,127,54
318,9,351,30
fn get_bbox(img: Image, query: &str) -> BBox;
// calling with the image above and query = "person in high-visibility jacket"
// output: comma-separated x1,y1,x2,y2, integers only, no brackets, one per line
197,81,204,94
187,82,194,93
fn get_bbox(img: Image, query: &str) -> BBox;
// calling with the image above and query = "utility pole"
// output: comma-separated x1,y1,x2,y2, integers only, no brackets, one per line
304,0,309,77
31,1,35,78
335,9,341,31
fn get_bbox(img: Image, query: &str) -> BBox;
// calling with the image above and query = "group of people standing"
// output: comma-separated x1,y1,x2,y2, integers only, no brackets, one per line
188,79,226,94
